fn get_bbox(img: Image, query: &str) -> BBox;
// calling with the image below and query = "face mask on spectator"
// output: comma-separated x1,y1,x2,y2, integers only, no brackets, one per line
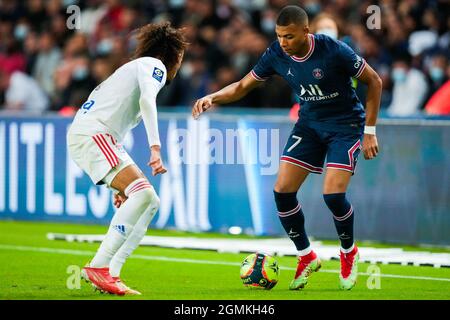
261,18,275,34
305,2,321,15
14,25,28,41
72,66,89,80
429,67,444,82
316,28,338,40
180,62,193,78
169,0,184,8
97,39,114,55
63,0,78,6
392,68,407,83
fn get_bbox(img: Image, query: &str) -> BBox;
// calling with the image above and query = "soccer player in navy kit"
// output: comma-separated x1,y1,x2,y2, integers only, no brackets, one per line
192,6,381,290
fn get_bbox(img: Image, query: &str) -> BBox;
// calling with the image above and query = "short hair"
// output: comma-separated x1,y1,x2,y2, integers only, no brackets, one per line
132,22,188,69
276,5,309,27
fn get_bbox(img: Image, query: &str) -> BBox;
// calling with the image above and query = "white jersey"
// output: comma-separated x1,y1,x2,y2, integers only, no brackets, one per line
68,57,167,147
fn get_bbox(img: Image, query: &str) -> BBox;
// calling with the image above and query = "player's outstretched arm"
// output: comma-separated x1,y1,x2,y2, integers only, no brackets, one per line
357,63,383,160
192,72,263,119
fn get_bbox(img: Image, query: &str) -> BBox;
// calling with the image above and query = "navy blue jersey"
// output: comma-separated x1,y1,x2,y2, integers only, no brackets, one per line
251,34,367,132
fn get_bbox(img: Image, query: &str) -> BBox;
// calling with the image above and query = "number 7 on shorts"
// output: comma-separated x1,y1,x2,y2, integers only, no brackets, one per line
287,135,302,152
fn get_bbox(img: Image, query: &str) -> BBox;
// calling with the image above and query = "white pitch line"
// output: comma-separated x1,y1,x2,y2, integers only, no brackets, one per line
1,244,449,283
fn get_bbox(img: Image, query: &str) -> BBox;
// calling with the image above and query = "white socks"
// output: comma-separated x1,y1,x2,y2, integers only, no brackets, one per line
90,179,159,269
109,192,159,277
298,247,312,257
341,243,355,254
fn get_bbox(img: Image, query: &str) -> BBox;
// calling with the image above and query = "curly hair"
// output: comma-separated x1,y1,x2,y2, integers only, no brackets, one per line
132,22,188,70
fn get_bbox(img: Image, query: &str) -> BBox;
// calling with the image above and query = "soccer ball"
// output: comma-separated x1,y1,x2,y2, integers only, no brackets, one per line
240,253,280,290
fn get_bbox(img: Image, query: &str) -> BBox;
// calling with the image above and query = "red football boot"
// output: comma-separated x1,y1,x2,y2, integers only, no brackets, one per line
82,266,126,295
112,277,142,295
339,245,359,290
289,250,322,290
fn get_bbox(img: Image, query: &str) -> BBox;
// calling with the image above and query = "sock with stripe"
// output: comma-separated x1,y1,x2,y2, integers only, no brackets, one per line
274,191,310,253
323,193,354,250
90,178,158,268
109,186,159,277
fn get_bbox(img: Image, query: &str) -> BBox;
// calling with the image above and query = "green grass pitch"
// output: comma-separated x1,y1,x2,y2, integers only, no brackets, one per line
0,220,449,300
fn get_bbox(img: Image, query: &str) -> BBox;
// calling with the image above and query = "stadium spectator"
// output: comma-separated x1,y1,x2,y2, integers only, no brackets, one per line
425,53,449,99
387,54,429,116
91,56,115,84
54,53,96,111
0,67,49,113
23,30,39,74
0,37,26,75
32,31,62,105
176,52,212,106
437,15,450,50
79,1,109,36
310,12,339,40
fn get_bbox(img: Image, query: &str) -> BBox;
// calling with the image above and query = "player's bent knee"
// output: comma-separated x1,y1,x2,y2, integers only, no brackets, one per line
274,182,298,194
323,181,347,194
138,186,160,209
124,178,160,209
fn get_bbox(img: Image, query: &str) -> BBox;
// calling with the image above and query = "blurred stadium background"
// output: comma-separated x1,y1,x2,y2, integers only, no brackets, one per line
0,0,449,248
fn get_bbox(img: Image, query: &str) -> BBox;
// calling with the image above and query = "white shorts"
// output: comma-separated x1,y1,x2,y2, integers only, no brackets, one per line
67,132,135,189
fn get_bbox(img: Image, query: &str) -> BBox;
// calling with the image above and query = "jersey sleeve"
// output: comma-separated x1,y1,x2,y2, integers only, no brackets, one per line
136,58,167,147
250,47,276,81
337,41,366,79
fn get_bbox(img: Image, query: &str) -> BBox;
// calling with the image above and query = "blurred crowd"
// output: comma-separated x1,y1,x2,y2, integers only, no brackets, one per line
0,0,449,116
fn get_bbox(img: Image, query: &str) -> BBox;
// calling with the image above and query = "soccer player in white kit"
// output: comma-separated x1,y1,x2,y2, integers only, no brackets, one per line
67,23,187,295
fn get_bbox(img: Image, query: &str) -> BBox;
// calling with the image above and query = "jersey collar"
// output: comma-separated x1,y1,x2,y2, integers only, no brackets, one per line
290,34,315,63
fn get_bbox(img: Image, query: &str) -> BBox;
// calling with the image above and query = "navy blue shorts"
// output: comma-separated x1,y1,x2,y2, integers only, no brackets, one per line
281,122,363,174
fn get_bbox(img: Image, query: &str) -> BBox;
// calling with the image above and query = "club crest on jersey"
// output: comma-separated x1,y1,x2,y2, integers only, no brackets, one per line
152,67,164,82
312,68,324,79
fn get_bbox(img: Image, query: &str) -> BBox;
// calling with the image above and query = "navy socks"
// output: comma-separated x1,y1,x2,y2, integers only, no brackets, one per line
323,193,354,250
274,191,310,251
274,190,355,251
